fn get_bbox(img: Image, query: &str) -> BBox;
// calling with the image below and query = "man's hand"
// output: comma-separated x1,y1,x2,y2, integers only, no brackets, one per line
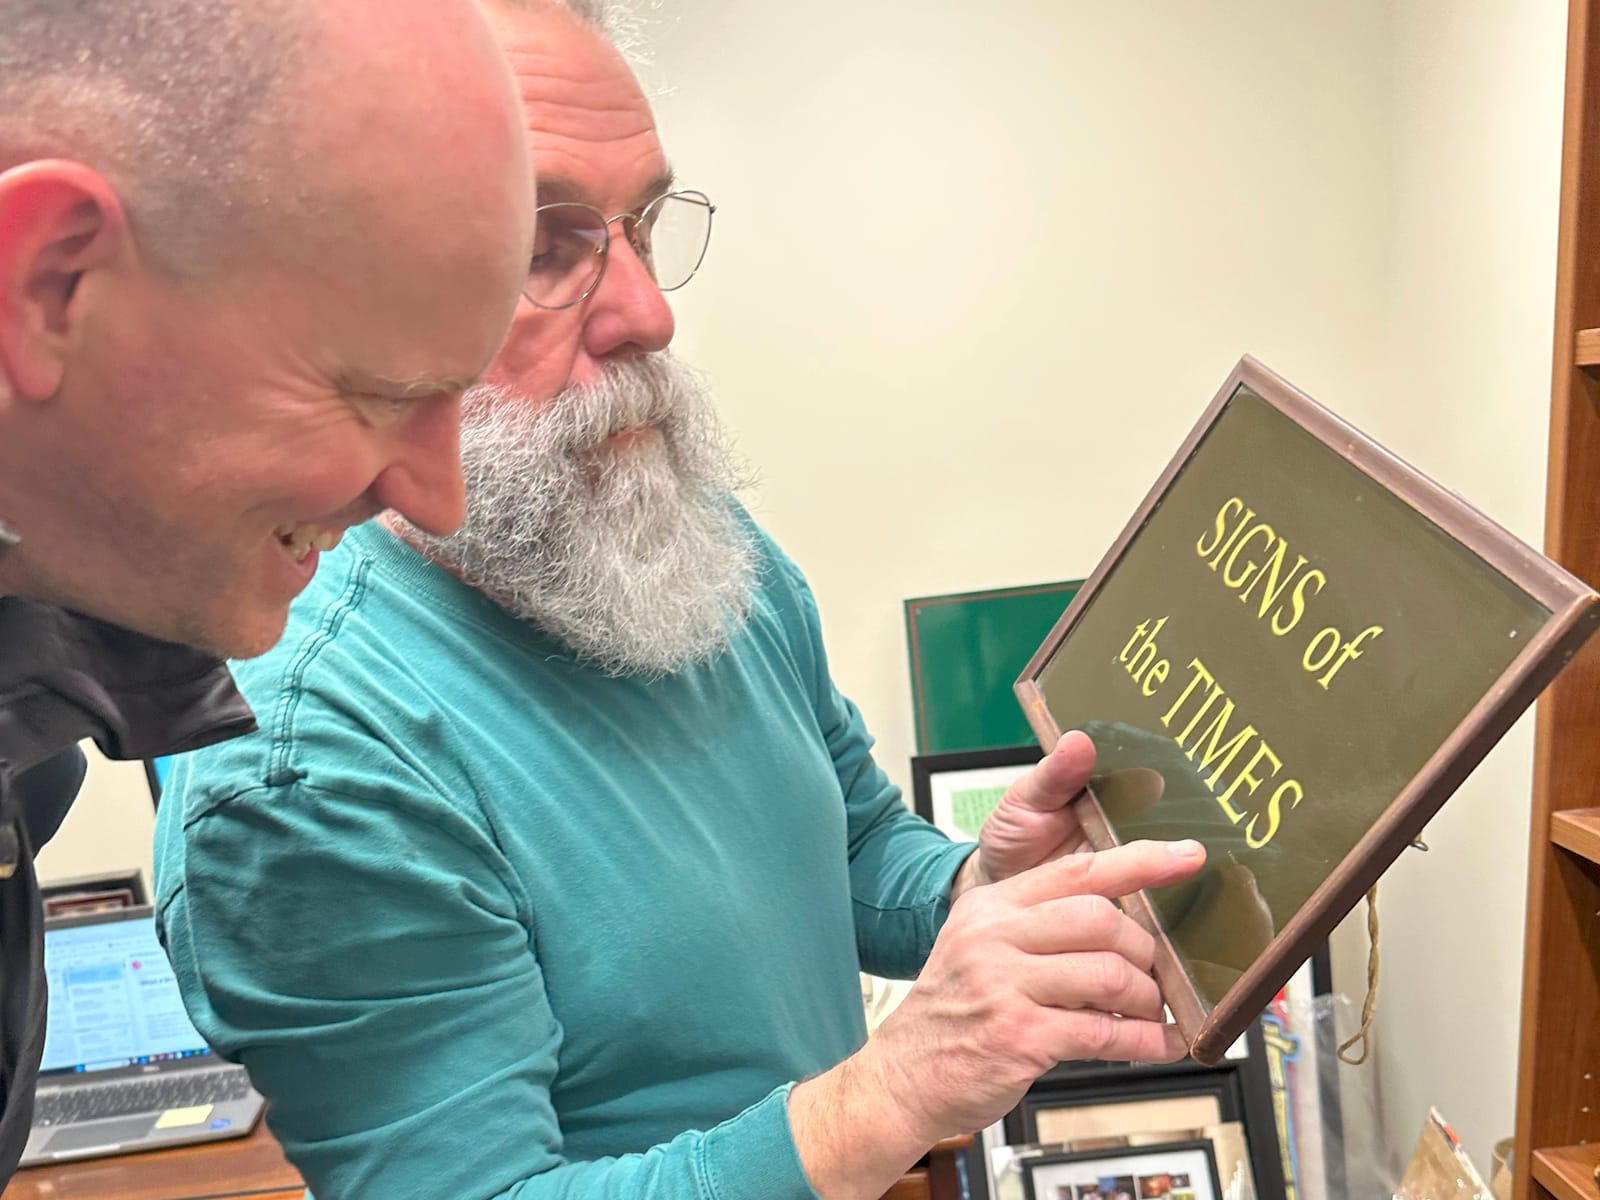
951,730,1096,902
791,838,1206,1200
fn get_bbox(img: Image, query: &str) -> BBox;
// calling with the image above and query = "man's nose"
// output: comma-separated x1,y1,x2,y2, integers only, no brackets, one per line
582,234,676,361
368,393,467,535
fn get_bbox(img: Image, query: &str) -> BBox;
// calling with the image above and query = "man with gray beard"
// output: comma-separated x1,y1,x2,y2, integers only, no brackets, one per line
419,354,757,679
153,2,1204,1198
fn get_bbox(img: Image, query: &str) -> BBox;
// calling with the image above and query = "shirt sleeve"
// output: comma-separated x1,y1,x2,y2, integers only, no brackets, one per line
157,772,822,1200
772,553,975,980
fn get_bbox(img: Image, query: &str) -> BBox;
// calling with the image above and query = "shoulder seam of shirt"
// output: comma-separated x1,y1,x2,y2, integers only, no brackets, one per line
364,534,578,665
177,777,531,927
266,555,373,787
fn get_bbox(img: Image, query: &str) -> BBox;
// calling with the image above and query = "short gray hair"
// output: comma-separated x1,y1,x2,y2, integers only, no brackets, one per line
0,0,309,274
488,0,651,63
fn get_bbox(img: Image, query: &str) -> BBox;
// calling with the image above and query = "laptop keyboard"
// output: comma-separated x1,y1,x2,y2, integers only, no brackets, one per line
34,1068,253,1127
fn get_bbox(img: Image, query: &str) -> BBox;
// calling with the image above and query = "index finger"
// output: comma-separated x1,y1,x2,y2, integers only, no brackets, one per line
1004,838,1207,907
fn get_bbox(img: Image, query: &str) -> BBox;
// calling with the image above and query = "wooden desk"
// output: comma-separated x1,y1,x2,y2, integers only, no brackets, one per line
1,1124,966,1200
1,1123,303,1200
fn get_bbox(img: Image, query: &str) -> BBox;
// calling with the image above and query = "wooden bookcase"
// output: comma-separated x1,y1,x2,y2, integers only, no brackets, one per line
1514,3,1600,1199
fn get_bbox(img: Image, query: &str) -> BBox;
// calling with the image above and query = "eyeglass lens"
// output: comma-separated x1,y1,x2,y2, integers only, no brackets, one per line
524,190,713,310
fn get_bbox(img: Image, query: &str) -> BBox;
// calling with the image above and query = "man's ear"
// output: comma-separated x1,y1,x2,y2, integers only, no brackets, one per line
0,161,131,403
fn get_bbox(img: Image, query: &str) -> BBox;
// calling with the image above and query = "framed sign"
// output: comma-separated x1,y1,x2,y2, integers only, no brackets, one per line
1015,356,1600,1064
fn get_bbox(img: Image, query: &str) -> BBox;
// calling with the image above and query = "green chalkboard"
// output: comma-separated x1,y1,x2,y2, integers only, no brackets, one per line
905,581,1082,755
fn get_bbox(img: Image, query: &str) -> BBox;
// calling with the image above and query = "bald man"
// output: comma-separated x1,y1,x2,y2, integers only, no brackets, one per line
0,0,534,1180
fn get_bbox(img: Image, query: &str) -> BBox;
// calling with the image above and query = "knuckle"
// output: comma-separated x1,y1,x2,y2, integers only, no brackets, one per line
1053,853,1096,891
1083,951,1125,999
1076,1010,1122,1058
1073,894,1120,940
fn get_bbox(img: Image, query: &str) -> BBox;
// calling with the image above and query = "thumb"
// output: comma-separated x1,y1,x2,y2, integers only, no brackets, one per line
998,730,1095,814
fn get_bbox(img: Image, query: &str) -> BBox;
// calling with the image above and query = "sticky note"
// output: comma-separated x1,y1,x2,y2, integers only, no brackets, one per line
155,1105,213,1129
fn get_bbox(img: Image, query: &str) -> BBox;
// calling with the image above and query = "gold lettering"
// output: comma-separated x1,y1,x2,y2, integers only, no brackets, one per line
1196,497,1245,561
1221,522,1276,590
1161,659,1215,731
1219,740,1282,807
1272,567,1327,637
1184,700,1256,823
1303,626,1341,674
1207,506,1256,571
1240,540,1309,625
1318,624,1385,690
1142,658,1169,697
1247,778,1304,848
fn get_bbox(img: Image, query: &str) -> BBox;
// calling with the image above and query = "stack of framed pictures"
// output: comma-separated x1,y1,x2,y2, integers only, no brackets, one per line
911,745,1336,1200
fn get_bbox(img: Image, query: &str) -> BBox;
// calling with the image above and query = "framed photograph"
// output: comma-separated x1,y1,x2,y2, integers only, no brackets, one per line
1021,1140,1223,1200
911,745,1041,841
1013,355,1600,1063
906,580,1083,755
40,869,147,916
1033,1091,1223,1147
1007,1071,1243,1153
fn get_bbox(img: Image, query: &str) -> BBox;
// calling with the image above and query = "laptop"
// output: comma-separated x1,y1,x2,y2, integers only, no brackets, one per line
21,905,264,1166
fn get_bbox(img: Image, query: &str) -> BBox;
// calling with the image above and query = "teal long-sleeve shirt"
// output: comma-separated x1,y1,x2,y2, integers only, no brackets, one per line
153,516,972,1200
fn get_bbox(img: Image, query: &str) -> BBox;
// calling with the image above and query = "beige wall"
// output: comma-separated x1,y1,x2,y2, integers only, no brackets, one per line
36,749,155,897
42,0,1565,1175
647,0,1392,832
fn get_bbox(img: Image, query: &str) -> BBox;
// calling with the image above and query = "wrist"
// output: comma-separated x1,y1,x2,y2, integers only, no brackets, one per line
948,848,985,904
789,1044,938,1200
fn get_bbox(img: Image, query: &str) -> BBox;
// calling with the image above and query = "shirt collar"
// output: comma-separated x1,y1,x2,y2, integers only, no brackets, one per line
0,598,256,774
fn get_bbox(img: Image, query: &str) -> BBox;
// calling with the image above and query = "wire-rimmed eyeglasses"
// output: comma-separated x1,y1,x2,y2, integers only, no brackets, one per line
523,189,715,311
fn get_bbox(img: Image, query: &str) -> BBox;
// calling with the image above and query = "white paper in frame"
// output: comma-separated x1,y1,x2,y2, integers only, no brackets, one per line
926,763,1032,840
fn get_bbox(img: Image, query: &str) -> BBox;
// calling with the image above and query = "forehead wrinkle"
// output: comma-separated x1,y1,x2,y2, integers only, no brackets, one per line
504,45,655,131
521,112,668,208
518,92,658,149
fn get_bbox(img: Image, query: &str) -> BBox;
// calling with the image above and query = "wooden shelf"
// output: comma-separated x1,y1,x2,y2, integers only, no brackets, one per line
1533,1144,1600,1200
1552,810,1600,865
1517,6,1600,1200
1576,328,1600,368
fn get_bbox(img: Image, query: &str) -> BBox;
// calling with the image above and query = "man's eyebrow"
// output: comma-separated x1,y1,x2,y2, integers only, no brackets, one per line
338,370,476,399
535,166,679,212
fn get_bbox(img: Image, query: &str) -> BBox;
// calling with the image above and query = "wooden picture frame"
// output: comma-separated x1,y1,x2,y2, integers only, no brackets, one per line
1020,1139,1224,1200
1014,355,1600,1064
910,744,1042,841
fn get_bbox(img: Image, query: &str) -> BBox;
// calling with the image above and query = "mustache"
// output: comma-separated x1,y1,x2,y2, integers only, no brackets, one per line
460,356,690,457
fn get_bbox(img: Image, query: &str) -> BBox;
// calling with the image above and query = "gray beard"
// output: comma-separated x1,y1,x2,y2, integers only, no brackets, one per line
400,354,757,678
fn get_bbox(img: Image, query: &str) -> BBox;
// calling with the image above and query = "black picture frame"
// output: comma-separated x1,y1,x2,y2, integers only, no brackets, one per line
910,744,1043,838
1003,1043,1282,1200
1020,1138,1224,1200
1007,1068,1235,1147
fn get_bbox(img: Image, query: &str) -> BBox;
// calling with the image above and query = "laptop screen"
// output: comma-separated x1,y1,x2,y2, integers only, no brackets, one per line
40,909,213,1076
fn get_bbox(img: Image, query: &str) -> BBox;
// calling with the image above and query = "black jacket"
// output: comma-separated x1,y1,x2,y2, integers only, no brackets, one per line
0,598,254,1181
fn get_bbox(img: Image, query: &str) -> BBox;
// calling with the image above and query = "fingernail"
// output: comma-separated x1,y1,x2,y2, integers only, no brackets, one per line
1169,839,1203,857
